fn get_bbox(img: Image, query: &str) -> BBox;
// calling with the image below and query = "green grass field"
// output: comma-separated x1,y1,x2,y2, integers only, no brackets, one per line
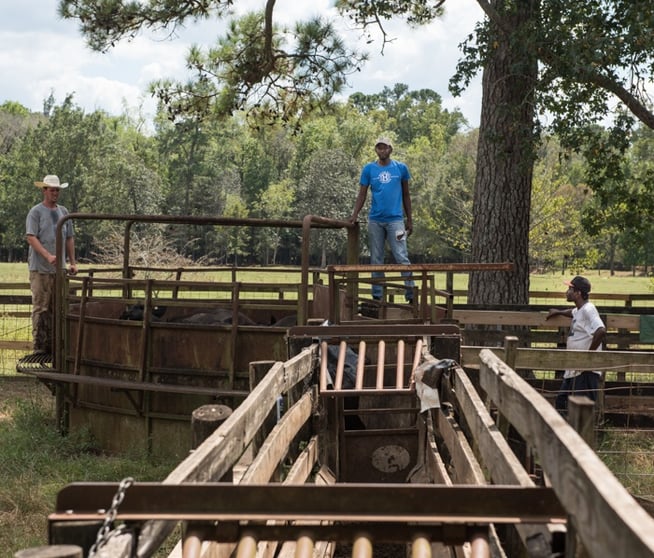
2,261,653,291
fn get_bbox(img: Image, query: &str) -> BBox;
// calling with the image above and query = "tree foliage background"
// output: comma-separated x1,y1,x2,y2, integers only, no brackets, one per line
3,0,654,282
1,88,651,273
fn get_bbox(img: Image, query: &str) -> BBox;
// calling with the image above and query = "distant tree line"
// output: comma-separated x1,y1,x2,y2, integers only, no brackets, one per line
1,86,653,272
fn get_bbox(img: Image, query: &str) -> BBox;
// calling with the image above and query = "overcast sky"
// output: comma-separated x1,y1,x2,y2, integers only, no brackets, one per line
0,1,485,129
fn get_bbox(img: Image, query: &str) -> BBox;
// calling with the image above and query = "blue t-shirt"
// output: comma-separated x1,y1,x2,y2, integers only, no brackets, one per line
360,159,411,222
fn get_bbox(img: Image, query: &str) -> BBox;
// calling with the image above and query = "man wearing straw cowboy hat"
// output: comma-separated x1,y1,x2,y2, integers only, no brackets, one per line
25,175,77,358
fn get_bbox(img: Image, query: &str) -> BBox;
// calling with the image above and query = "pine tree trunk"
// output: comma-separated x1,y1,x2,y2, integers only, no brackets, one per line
469,0,538,306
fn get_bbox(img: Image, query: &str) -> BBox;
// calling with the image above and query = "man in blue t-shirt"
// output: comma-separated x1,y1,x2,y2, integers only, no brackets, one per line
350,137,414,302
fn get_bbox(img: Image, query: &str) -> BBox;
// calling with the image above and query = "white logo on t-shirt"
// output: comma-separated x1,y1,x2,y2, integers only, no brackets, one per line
378,171,392,184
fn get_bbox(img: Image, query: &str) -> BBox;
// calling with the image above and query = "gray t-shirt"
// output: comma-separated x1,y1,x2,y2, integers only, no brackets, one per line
26,203,74,273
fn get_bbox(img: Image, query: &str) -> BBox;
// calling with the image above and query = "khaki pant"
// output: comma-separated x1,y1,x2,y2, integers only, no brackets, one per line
29,271,55,353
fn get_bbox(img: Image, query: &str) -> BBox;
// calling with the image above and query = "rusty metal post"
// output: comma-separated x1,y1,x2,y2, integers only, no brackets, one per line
352,534,373,558
411,535,432,558
181,528,203,558
396,339,405,388
376,340,386,389
300,215,313,326
470,528,490,558
235,533,257,558
320,342,329,392
229,282,242,388
355,341,366,390
335,340,347,390
345,221,360,321
294,533,315,558
54,215,71,434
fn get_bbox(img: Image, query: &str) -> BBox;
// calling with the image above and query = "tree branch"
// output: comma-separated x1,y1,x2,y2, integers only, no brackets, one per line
263,0,276,71
474,0,509,33
577,69,654,129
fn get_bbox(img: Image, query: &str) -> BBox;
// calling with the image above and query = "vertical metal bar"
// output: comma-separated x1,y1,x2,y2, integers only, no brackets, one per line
446,271,454,320
470,528,490,558
411,535,432,558
355,341,366,390
182,528,203,558
396,339,405,388
352,534,373,558
173,268,182,299
139,280,154,454
376,340,386,389
328,268,337,324
294,533,315,558
331,278,342,325
54,217,66,373
335,340,347,390
346,221,359,322
229,282,241,388
320,341,329,392
300,215,313,326
72,277,90,405
420,271,429,321
428,275,436,323
412,339,423,376
138,280,153,383
235,533,258,558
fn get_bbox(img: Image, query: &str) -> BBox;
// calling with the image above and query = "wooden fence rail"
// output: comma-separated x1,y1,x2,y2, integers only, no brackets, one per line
478,350,654,557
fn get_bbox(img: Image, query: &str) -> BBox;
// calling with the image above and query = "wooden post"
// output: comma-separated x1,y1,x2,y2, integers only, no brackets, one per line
250,360,279,459
565,395,595,558
191,404,233,450
494,337,519,439
568,395,595,449
14,546,83,558
503,336,519,371
191,404,233,482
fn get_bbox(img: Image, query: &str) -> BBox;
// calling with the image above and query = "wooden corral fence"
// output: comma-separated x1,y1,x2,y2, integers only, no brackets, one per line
8,272,654,458
27,324,654,558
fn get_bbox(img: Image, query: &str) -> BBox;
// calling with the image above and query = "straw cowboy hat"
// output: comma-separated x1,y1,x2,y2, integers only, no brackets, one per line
34,175,68,189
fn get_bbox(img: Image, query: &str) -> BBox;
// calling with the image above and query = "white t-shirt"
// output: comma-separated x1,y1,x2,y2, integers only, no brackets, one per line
565,301,605,378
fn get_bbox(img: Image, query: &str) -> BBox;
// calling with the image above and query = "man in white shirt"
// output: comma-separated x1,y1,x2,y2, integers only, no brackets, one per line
546,276,606,413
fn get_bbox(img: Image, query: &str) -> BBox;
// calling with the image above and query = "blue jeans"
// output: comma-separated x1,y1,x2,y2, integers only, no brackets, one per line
368,220,414,300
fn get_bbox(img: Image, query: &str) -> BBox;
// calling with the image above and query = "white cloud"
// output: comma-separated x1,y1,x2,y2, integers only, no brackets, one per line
0,0,484,126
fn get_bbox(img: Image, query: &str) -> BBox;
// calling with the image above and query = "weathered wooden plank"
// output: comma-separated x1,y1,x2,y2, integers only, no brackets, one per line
437,411,485,485
461,346,654,373
101,346,317,558
425,412,451,484
274,444,335,558
452,309,645,332
452,310,568,327
240,390,314,484
605,314,641,330
327,262,514,273
0,340,32,350
479,349,654,557
15,370,249,398
453,367,562,557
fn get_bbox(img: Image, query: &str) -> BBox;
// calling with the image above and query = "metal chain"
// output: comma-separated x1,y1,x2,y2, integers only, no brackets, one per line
88,476,135,557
